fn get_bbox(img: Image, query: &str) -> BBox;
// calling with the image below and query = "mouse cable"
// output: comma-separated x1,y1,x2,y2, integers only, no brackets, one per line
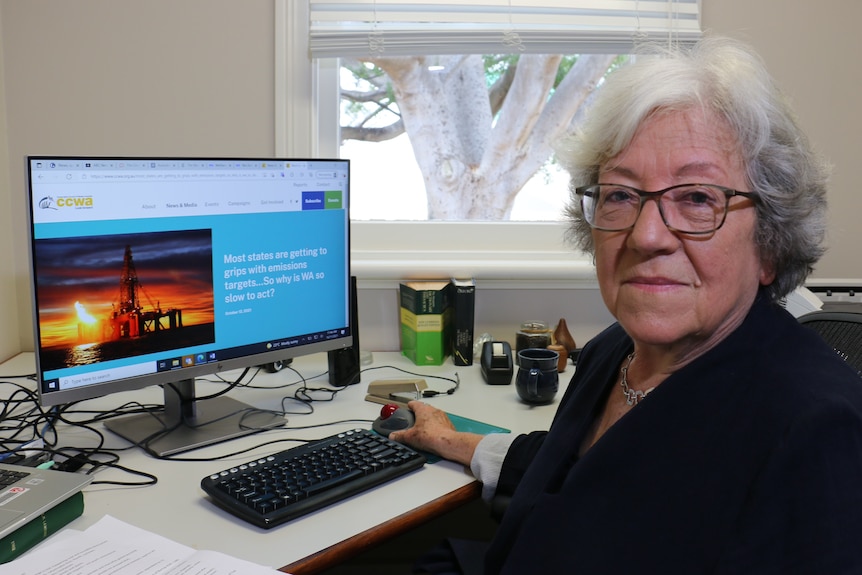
421,372,460,397
87,460,158,487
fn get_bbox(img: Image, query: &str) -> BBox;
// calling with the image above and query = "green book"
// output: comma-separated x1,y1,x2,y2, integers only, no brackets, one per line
400,306,453,365
0,490,84,564
399,281,453,365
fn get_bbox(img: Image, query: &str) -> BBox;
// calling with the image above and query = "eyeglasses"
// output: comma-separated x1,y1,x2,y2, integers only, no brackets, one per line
575,183,759,235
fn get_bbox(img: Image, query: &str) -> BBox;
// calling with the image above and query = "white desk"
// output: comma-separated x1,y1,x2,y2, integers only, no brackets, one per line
0,351,566,573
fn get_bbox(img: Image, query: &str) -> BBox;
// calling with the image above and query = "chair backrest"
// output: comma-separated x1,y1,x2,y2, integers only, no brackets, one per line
797,310,862,377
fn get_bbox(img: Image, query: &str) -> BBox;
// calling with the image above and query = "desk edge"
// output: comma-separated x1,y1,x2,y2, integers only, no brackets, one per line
281,480,481,574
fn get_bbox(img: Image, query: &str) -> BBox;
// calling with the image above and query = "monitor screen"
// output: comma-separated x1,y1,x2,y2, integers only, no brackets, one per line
26,157,352,455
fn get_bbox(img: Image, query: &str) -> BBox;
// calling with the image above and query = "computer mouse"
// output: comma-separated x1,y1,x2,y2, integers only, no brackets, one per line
372,404,415,438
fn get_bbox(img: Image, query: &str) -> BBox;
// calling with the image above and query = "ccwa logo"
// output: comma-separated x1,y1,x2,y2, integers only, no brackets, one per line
40,196,94,210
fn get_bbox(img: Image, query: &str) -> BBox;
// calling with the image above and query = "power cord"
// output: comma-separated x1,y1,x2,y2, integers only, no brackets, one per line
420,372,460,397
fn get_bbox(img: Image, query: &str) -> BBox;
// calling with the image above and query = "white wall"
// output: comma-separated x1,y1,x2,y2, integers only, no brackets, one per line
701,1,862,285
1,1,860,361
0,0,276,360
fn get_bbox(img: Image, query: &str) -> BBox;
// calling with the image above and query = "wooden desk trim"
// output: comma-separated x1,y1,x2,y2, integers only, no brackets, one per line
281,480,482,574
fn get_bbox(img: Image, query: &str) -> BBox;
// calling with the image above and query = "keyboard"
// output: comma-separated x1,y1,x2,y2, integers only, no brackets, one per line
201,428,426,528
0,467,29,487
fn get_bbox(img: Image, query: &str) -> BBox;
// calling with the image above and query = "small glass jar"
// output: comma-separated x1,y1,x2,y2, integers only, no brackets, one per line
516,321,551,353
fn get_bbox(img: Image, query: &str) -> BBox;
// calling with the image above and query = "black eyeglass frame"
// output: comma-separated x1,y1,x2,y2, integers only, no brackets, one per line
575,183,760,235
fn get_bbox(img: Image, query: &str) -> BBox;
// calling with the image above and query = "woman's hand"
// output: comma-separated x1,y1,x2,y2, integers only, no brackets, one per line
388,400,483,466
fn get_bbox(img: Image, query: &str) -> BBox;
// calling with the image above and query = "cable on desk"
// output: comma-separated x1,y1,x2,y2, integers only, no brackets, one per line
51,447,158,487
270,364,355,413
87,460,158,487
0,372,37,380
44,370,283,460
186,367,252,402
193,364,338,415
1,362,399,483
421,372,460,397
360,365,462,397
235,365,328,392
0,381,58,457
0,391,160,486
76,368,287,457
44,400,189,486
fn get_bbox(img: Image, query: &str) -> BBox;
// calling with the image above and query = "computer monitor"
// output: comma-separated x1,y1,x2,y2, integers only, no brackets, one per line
25,157,352,456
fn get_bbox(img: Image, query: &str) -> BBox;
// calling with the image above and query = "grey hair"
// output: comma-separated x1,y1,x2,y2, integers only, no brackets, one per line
559,36,830,302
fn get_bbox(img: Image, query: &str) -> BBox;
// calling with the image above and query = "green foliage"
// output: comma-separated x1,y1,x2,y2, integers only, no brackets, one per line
482,54,518,87
340,59,397,126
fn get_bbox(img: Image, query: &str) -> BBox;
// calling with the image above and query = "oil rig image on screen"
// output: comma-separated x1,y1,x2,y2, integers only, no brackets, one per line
108,245,184,340
37,229,216,372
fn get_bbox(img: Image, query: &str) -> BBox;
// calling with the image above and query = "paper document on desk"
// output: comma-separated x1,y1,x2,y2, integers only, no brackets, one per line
2,515,285,574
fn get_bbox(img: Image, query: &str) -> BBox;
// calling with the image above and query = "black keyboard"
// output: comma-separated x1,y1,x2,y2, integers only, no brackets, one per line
201,428,426,528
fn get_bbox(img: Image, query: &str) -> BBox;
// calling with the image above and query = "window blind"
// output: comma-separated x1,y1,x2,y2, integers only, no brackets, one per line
308,0,701,58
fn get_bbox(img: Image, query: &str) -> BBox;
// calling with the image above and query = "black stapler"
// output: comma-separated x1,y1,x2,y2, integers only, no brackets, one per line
481,341,514,385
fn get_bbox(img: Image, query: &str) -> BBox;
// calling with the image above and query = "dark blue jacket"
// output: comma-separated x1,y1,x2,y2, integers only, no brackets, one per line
487,294,862,574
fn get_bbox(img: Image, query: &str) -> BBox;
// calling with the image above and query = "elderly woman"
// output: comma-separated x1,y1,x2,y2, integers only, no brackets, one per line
393,36,862,574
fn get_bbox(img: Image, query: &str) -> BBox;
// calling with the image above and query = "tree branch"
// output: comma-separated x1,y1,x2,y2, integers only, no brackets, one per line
341,121,405,143
488,61,517,117
341,87,390,103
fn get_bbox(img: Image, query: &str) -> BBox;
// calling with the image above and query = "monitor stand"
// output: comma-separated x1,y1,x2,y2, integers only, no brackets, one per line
104,378,285,457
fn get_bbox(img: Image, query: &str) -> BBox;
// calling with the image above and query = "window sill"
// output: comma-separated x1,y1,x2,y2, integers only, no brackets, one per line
351,220,597,288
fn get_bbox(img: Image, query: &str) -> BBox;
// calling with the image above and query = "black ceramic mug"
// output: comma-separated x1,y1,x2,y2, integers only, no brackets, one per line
515,348,559,404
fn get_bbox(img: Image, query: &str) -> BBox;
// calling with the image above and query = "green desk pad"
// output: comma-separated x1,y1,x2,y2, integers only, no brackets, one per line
448,412,510,435
425,412,510,464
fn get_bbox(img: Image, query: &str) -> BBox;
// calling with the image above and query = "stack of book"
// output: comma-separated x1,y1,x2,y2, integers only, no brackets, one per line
399,281,452,366
398,279,476,367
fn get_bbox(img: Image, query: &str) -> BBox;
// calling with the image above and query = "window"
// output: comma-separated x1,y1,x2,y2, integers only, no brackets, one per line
276,0,701,283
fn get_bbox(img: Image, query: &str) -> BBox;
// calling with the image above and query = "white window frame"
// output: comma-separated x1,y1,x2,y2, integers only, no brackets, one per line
275,0,618,287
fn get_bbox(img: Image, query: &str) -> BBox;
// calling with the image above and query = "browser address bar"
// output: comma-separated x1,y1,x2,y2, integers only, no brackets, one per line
84,171,279,181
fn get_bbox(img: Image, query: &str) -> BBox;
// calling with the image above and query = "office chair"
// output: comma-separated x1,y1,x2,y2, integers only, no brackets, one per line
797,310,862,377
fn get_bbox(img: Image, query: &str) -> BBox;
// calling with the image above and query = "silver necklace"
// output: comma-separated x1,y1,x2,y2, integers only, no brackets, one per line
619,352,655,406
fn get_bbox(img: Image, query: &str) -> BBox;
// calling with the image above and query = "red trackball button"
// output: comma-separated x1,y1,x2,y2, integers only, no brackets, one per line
380,404,399,419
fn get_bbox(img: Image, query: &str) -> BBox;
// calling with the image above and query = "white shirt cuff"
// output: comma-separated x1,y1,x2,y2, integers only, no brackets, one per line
469,432,519,501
